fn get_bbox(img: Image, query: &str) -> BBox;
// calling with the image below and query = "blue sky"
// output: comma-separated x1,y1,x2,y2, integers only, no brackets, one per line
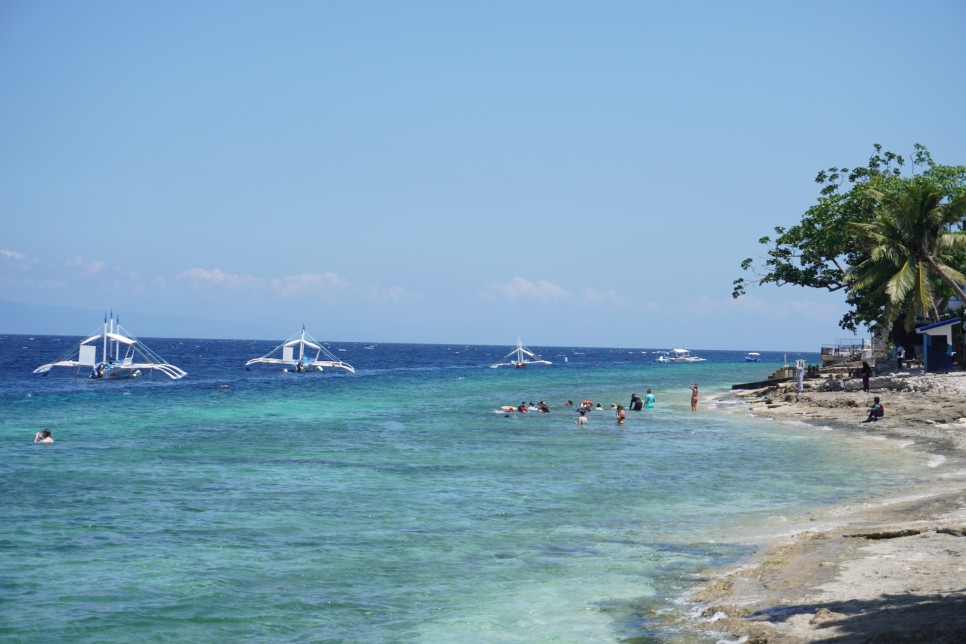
2,0,965,350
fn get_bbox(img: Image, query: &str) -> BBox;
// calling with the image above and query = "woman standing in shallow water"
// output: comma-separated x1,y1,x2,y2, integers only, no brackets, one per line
689,384,698,412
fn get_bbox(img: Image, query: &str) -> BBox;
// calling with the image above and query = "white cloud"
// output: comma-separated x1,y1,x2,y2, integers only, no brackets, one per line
577,287,630,306
482,277,629,306
381,285,409,303
177,267,263,289
270,272,413,302
269,272,352,297
0,249,39,270
482,277,571,303
65,256,106,274
176,267,410,303
1,249,28,261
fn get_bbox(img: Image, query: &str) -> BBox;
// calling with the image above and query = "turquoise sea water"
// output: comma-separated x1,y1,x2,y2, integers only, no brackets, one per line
0,337,931,641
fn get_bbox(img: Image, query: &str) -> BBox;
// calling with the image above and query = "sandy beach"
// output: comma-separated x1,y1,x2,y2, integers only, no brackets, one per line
686,370,966,642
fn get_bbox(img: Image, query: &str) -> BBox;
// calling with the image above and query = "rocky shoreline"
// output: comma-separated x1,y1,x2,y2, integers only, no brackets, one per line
685,371,966,642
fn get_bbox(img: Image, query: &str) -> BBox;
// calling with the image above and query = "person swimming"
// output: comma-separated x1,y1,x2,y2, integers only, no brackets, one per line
34,428,54,444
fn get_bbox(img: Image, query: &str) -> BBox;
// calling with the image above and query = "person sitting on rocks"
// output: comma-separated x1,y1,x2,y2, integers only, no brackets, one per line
820,374,837,392
863,396,884,423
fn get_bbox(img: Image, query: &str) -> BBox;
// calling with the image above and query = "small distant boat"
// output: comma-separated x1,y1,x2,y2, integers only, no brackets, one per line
245,325,355,374
33,313,186,380
489,339,552,369
667,348,706,363
744,352,761,362
654,351,670,363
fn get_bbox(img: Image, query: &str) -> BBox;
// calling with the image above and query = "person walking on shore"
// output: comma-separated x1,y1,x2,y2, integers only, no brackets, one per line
689,384,698,412
861,361,872,392
896,345,905,370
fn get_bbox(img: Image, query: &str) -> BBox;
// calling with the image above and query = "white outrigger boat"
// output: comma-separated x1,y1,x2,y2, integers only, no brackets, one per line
744,352,761,362
489,338,552,369
668,348,706,363
655,348,706,363
33,313,186,380
245,326,355,373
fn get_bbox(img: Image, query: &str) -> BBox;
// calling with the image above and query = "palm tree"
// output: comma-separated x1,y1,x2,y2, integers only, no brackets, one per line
847,177,966,330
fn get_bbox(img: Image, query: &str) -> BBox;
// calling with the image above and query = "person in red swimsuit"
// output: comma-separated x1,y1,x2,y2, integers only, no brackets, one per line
690,383,698,412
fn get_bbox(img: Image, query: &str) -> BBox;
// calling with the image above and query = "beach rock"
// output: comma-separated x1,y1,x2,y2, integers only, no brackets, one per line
808,607,845,625
936,527,966,537
844,528,923,540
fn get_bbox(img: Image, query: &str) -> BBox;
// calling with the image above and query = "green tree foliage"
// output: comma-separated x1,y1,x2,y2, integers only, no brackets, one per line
849,178,966,330
734,144,966,333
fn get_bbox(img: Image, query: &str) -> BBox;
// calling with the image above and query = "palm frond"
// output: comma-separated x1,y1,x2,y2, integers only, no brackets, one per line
848,177,966,328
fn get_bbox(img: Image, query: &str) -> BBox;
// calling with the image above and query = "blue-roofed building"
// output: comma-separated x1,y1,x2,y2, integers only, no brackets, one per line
915,318,963,373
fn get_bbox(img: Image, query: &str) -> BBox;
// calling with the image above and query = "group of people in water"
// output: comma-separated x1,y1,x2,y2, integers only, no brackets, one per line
503,384,700,425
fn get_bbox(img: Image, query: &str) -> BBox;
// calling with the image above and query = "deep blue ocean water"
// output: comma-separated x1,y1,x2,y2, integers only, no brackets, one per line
0,336,931,642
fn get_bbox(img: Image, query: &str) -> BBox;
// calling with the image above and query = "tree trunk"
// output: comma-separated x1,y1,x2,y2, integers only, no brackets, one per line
923,254,966,307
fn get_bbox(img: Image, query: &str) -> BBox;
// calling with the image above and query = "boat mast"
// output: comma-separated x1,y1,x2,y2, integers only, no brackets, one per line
102,313,108,365
299,325,306,362
113,314,120,363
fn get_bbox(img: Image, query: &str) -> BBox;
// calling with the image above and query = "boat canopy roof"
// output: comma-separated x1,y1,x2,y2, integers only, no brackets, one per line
80,331,137,346
283,338,321,351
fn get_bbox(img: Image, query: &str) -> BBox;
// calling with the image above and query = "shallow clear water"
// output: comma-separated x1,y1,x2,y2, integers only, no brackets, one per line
0,337,930,641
